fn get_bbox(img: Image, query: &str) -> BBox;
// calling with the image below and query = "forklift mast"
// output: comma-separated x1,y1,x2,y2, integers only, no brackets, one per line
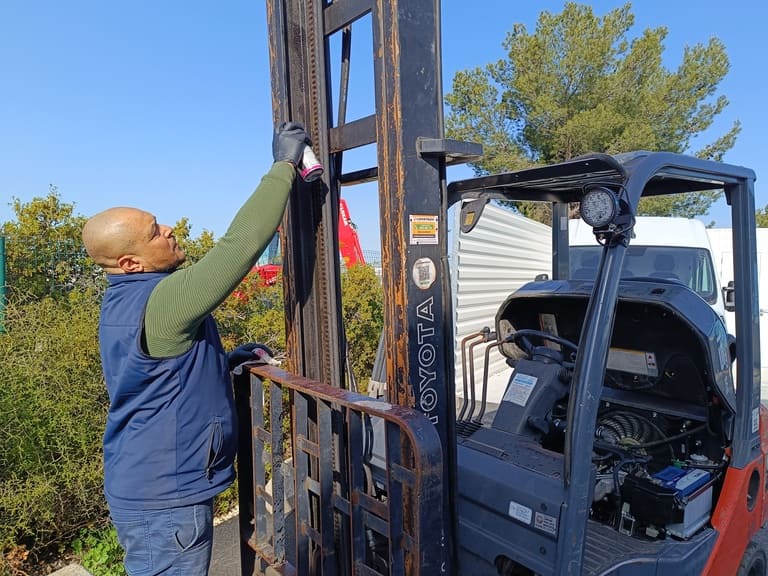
234,0,476,574
266,0,473,446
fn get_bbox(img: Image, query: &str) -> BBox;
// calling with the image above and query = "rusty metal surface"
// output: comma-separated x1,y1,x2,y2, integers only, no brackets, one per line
266,0,344,385
235,367,444,575
259,0,460,573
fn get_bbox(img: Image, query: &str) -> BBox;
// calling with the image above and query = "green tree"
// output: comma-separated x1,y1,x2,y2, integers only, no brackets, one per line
341,264,384,392
1,188,97,298
445,2,740,220
756,206,768,227
172,217,216,265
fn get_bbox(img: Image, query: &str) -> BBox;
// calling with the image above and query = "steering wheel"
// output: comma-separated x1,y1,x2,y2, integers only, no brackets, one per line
508,329,578,365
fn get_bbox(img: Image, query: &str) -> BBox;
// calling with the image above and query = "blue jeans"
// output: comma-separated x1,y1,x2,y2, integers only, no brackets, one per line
109,499,214,576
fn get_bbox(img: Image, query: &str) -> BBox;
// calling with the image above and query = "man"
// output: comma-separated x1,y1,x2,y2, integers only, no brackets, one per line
82,122,312,575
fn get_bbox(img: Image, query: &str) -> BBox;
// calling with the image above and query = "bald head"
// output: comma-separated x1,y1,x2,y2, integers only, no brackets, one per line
82,207,185,274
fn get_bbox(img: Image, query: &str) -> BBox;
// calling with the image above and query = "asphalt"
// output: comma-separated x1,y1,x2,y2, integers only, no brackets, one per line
210,514,241,576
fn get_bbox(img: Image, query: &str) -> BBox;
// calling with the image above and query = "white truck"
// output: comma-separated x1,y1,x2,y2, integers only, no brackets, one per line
706,227,768,393
570,216,728,326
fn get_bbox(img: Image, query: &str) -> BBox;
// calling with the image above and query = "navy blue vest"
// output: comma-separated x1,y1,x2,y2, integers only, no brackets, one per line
99,273,236,509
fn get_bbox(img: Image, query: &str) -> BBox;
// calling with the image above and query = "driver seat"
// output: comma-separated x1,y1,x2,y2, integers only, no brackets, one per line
650,254,680,280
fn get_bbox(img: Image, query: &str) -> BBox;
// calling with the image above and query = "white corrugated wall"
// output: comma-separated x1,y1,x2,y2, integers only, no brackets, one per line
707,227,768,399
451,203,551,404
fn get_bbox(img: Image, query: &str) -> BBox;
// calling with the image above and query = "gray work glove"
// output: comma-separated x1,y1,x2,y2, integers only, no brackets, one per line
272,122,311,166
227,343,277,372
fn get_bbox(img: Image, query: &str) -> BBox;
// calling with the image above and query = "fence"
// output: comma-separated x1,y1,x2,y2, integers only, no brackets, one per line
362,249,381,267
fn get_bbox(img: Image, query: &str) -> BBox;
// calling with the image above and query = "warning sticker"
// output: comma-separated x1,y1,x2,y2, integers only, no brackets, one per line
409,214,438,245
502,372,537,407
534,512,558,535
508,501,532,524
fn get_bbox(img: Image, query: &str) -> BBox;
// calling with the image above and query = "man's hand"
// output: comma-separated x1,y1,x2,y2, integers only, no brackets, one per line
227,343,276,371
273,122,311,166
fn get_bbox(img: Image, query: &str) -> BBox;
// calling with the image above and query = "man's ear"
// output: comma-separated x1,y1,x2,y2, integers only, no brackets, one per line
117,254,144,273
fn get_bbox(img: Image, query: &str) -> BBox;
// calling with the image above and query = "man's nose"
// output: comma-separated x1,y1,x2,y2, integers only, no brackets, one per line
159,224,174,237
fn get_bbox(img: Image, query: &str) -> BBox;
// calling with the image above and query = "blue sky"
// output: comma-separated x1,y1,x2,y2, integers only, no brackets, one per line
1,1,766,252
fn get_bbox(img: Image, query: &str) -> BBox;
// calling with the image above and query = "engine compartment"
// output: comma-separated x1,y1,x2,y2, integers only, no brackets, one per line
464,278,736,544
559,398,722,540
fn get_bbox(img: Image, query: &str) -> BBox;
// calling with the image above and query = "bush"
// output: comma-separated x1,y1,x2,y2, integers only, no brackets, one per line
215,272,286,354
0,291,108,556
341,264,384,392
218,263,384,392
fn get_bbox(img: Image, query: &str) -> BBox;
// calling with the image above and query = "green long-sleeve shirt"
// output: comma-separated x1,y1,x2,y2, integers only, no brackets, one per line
144,162,295,357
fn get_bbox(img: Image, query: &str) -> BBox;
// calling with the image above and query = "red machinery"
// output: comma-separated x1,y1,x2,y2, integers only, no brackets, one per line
338,198,365,269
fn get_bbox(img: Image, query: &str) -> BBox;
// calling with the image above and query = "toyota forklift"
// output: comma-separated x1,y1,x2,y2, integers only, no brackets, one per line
233,0,767,574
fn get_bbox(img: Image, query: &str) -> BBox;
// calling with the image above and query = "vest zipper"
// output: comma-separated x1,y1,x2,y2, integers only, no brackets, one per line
205,417,223,480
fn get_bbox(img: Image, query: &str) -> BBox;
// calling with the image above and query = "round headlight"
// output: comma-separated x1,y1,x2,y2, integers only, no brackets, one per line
580,187,618,228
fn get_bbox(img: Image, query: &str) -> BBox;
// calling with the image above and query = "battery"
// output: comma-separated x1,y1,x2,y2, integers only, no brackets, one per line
653,466,710,497
620,467,713,539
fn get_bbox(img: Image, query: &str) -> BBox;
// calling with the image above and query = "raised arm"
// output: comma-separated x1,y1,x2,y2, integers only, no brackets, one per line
144,123,312,356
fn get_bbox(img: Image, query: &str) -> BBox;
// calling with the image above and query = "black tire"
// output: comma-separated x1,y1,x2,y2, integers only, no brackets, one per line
738,540,768,576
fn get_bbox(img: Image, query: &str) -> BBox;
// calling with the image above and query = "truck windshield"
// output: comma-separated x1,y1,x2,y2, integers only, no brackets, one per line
570,245,719,304
256,233,281,267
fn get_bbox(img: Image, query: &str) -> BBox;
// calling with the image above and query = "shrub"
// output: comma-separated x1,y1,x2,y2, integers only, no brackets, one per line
341,264,384,392
216,272,286,354
0,290,108,555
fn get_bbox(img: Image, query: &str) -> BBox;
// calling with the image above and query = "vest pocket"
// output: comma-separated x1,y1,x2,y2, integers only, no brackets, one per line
205,417,223,480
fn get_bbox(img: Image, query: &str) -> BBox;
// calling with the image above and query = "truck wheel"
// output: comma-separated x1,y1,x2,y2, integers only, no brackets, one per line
738,541,767,576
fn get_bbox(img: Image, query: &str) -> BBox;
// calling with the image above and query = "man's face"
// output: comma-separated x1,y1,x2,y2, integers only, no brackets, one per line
136,211,186,272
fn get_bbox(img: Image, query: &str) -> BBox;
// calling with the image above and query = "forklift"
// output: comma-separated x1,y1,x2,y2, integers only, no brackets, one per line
233,0,767,573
